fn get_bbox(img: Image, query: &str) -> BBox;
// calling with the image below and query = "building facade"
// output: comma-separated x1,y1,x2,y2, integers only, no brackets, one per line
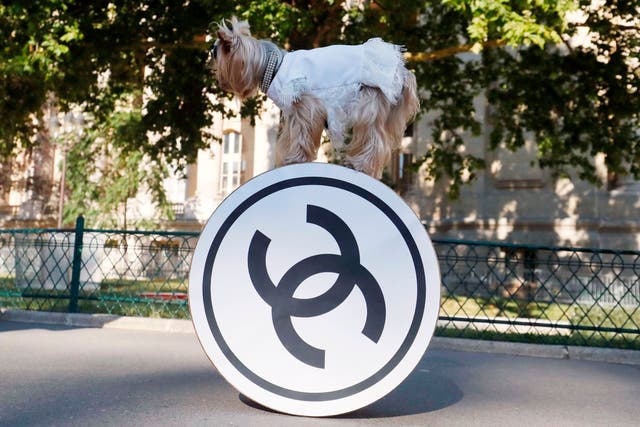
1,96,638,250
0,131,60,229
407,97,640,250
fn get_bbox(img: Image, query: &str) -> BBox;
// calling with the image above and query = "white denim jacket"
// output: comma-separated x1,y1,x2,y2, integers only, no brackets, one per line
266,38,407,146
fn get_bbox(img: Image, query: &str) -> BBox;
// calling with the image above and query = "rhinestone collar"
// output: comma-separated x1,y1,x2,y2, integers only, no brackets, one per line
259,41,284,94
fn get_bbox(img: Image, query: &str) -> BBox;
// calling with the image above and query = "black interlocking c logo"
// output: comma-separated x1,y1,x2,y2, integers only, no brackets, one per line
248,205,386,369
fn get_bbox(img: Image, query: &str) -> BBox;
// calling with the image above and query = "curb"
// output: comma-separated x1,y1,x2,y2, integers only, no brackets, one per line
2,308,639,366
0,308,193,334
430,337,567,359
428,337,640,366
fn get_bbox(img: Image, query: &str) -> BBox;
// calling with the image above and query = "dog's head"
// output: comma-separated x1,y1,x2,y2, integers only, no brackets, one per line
210,17,262,99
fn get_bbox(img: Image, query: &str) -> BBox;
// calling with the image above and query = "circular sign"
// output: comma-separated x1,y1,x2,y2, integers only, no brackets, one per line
189,163,440,416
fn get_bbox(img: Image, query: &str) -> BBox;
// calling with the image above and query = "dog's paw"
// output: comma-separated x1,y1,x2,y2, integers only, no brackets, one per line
341,161,356,171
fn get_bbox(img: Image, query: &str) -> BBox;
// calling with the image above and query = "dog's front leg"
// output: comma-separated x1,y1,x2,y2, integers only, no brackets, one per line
276,94,326,167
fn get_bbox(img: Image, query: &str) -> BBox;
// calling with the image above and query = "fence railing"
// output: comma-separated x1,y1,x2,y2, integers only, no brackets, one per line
434,239,640,348
1,217,638,349
0,217,196,319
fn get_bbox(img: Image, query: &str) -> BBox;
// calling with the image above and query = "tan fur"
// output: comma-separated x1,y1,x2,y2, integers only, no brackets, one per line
387,71,420,150
277,94,327,166
346,87,392,177
215,17,263,99
344,74,419,178
212,17,419,178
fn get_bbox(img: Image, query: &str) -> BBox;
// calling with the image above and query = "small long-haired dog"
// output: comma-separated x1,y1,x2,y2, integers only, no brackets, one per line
211,17,419,178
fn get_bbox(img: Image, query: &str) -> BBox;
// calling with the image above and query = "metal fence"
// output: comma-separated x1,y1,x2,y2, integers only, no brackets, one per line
435,240,640,349
0,217,196,319
1,217,638,349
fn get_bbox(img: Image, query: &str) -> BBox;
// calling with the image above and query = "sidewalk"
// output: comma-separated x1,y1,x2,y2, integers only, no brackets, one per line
1,313,639,426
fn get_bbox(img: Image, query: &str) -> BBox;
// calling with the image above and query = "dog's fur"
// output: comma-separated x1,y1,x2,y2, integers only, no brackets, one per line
212,17,419,178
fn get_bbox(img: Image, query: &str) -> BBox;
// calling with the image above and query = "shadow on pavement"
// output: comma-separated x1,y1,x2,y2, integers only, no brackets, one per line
0,319,79,332
238,356,463,418
1,367,227,426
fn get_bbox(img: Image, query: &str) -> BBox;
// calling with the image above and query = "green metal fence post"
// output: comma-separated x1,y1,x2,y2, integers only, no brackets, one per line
68,216,85,313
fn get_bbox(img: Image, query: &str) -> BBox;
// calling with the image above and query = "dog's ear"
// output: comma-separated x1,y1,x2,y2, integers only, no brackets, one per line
216,16,251,49
216,24,234,46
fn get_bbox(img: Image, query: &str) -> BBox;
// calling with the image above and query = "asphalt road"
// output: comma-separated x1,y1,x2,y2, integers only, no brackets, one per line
1,320,638,427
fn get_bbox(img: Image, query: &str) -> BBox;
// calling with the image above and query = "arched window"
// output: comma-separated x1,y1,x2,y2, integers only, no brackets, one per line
220,131,242,197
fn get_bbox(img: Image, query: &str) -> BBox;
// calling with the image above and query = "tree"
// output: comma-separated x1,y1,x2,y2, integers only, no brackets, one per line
1,0,227,226
3,1,635,222
63,109,173,229
484,0,639,187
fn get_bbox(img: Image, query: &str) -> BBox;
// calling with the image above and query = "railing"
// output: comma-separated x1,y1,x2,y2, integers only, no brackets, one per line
0,205,21,216
0,217,195,319
434,240,640,349
0,217,638,349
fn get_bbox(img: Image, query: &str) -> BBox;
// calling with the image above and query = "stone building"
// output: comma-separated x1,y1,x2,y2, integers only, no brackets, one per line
159,96,640,250
1,96,638,250
407,98,640,250
0,132,59,229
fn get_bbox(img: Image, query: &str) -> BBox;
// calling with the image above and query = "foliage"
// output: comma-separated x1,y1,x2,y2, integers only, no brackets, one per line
485,0,640,186
1,0,224,224
1,0,637,207
334,0,577,196
63,102,173,228
442,0,572,47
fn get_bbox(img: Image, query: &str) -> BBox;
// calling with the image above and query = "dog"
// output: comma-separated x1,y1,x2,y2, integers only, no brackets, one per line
211,17,419,178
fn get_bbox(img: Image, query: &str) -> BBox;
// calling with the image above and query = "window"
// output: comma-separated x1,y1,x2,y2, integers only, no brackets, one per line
384,124,414,195
221,131,242,197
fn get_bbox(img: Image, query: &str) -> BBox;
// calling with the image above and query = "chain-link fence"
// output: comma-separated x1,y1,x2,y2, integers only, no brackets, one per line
0,217,196,319
1,218,638,349
435,240,640,349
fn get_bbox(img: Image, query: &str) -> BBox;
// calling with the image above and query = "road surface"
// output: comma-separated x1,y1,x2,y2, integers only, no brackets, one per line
1,320,638,426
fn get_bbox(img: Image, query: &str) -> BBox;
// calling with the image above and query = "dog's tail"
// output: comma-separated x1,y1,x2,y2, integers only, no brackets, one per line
385,70,420,151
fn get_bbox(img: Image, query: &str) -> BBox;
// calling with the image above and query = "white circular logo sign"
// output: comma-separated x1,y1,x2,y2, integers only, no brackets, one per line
189,163,440,416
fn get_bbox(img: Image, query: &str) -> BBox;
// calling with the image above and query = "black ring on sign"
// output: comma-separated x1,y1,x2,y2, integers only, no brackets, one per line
201,177,426,401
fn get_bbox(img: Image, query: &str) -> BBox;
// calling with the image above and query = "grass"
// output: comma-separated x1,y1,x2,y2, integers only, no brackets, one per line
99,278,187,294
441,294,572,322
441,294,640,330
0,294,190,319
0,276,15,288
436,326,640,350
439,294,640,350
0,276,190,319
